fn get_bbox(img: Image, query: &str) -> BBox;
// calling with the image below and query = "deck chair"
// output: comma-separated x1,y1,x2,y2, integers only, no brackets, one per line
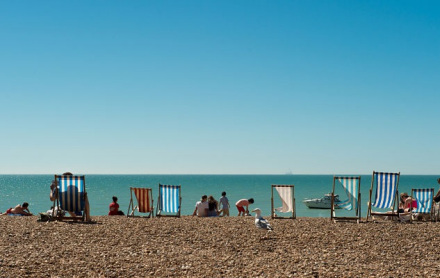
127,187,154,218
52,175,90,221
330,176,361,223
410,188,435,222
367,171,400,221
156,184,181,217
271,185,295,219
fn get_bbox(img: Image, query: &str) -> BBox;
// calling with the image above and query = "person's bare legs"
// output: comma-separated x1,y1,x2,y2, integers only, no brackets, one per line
84,194,91,221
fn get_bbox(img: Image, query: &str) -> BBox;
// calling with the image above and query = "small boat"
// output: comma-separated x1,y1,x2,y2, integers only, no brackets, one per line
303,193,341,209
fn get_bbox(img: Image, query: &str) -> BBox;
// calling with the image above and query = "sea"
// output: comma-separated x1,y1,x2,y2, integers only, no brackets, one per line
0,175,438,217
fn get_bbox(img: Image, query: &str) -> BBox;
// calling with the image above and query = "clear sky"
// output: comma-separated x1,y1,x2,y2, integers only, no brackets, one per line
1,1,439,174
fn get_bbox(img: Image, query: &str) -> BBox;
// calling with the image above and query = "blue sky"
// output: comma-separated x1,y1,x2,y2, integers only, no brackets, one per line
1,1,439,174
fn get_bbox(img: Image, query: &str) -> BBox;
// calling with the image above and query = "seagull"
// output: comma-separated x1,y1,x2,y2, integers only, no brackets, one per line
251,208,273,240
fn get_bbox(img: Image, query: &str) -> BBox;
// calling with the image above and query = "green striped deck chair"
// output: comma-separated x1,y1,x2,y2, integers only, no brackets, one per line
156,184,181,217
331,176,361,223
411,188,435,222
367,171,400,221
52,175,89,221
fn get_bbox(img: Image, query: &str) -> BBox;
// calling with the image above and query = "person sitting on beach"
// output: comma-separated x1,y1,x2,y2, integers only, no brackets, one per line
207,195,219,217
1,202,33,216
397,192,417,221
50,179,58,202
51,172,92,221
109,196,124,216
218,191,230,217
398,192,417,213
192,195,208,217
433,178,440,203
66,172,91,221
236,198,254,216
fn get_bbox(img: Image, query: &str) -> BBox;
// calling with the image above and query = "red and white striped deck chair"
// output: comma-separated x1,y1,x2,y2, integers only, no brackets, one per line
127,187,154,218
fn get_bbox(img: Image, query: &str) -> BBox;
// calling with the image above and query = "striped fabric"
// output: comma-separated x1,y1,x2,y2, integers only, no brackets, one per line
372,172,399,209
413,189,433,213
274,186,294,213
132,188,152,213
57,175,85,212
159,184,180,213
337,177,358,211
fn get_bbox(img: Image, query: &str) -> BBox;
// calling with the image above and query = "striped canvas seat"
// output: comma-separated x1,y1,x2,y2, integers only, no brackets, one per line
271,185,295,219
367,171,400,221
331,176,361,222
371,172,399,209
52,174,89,221
156,184,181,217
128,187,153,217
412,188,434,214
57,175,85,213
337,177,359,211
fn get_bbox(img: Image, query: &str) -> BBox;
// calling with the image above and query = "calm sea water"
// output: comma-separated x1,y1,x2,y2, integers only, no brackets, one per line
0,175,438,217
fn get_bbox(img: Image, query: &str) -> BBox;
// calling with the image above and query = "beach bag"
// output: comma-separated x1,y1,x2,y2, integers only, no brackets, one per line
38,213,52,222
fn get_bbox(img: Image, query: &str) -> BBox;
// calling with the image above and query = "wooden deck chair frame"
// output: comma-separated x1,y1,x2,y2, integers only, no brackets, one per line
410,188,435,222
156,184,181,218
271,185,296,219
330,176,361,223
52,175,89,221
127,187,154,218
367,171,400,221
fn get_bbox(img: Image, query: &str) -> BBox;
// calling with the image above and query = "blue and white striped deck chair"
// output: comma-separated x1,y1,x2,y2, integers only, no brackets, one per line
156,184,181,217
331,176,361,222
411,188,434,221
367,171,400,221
53,175,88,221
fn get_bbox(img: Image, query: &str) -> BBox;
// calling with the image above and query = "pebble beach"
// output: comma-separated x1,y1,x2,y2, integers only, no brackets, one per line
1,216,440,277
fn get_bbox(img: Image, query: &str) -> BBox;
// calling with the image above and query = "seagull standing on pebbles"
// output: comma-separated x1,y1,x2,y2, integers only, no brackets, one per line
251,208,273,239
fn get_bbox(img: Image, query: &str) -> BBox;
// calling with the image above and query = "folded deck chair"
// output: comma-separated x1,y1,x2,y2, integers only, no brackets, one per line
52,175,90,221
411,188,435,222
367,171,400,221
127,187,154,218
156,184,181,217
331,176,361,223
271,185,295,219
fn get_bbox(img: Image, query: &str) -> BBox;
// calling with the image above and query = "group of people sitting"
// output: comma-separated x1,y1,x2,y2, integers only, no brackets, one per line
192,191,254,217
3,178,439,219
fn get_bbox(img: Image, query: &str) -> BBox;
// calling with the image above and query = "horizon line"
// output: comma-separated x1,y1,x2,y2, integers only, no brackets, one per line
0,173,438,176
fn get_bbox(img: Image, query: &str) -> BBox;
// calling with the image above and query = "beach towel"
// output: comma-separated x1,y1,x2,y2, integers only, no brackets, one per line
275,186,294,213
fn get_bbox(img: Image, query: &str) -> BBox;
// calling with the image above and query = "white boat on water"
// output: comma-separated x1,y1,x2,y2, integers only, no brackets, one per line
303,193,341,209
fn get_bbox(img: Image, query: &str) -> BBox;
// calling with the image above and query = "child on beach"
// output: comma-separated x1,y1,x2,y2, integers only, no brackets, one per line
109,196,124,216
192,195,209,217
235,198,254,216
218,191,230,216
